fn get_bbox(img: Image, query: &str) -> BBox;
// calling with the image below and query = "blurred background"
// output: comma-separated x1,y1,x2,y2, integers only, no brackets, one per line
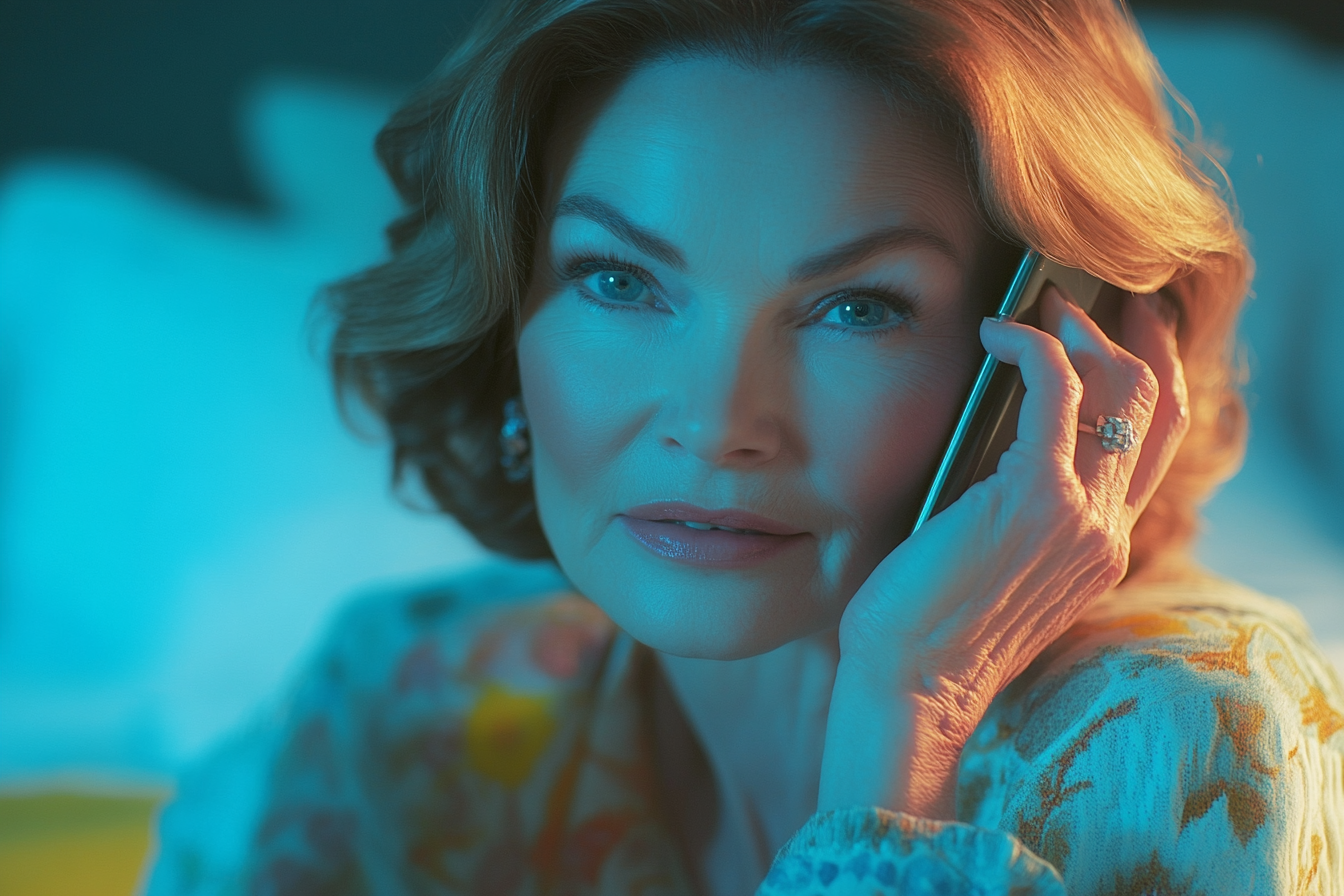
0,0,1341,893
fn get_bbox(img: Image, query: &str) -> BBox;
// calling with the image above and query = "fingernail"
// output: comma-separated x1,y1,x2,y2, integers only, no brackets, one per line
987,312,1013,323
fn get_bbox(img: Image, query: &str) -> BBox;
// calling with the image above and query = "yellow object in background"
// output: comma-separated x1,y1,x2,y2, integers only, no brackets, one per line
0,790,166,896
466,683,558,789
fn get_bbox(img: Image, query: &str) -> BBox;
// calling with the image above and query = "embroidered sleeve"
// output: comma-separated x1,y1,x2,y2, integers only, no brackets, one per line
957,592,1344,894
757,808,1066,895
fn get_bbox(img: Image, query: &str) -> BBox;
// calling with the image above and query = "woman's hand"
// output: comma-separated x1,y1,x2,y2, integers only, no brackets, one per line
819,285,1189,820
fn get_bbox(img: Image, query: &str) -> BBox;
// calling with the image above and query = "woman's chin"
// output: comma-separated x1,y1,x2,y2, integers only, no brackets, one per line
552,523,847,659
597,589,835,661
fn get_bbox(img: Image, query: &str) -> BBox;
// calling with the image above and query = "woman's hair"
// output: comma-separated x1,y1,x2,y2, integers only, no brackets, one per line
323,0,1250,573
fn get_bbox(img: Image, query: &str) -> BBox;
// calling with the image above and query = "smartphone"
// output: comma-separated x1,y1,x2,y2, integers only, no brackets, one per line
909,250,1127,533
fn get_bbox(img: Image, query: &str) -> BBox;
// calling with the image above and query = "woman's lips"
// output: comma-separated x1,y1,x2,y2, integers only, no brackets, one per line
618,516,809,568
621,501,804,535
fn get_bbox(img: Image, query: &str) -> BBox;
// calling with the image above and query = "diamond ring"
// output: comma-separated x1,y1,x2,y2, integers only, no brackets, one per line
1078,415,1135,454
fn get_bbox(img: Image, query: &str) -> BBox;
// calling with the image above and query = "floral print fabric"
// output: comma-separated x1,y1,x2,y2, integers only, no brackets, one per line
148,559,1344,895
957,579,1343,894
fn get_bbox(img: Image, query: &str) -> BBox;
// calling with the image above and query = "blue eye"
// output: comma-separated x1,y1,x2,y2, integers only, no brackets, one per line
557,257,660,312
827,299,888,328
593,268,648,304
817,293,912,337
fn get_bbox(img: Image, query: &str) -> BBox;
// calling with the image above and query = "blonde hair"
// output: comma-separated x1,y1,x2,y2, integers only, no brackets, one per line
324,0,1250,572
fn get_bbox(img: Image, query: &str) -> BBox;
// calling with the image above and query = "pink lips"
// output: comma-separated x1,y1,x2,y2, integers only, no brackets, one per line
619,502,809,568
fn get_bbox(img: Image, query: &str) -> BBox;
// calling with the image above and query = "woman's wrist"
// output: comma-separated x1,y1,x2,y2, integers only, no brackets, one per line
818,660,965,821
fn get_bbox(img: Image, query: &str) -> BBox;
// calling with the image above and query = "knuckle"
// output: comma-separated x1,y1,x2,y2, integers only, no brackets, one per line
1059,366,1085,407
1137,369,1160,409
1031,329,1068,363
1029,333,1087,406
1122,357,1160,407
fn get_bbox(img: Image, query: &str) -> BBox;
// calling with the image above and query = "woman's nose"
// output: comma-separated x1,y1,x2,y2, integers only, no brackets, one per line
655,326,786,467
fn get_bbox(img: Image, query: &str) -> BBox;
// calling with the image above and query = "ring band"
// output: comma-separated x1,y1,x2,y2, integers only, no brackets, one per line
1079,415,1135,454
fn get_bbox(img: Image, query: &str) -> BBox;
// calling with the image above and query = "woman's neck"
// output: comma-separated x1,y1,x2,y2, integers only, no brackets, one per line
652,628,841,896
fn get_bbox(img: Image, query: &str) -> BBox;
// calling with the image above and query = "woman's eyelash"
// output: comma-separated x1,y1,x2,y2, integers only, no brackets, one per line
812,291,917,339
556,255,644,284
557,256,660,311
555,253,918,337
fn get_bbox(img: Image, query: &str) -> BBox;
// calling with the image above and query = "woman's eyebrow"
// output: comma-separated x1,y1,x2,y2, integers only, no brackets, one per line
552,192,959,281
553,194,688,270
786,225,960,284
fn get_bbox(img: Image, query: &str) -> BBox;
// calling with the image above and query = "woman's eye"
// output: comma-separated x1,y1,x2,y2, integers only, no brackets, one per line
558,259,661,312
592,268,649,304
817,294,911,335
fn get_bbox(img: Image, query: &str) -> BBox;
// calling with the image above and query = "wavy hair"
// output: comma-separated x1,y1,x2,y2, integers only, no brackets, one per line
322,0,1250,573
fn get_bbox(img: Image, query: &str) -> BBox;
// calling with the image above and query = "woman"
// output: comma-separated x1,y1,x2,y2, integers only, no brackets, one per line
152,0,1343,893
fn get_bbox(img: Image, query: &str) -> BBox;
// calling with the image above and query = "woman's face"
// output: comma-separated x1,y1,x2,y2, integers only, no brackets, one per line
518,57,1007,659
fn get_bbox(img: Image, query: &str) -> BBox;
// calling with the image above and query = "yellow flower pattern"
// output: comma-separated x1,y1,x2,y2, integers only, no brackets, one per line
465,684,557,789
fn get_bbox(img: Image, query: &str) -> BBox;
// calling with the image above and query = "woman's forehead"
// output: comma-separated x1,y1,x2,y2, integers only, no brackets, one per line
539,57,979,271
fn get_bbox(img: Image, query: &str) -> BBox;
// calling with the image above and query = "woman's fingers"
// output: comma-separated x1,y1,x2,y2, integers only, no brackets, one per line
1037,287,1159,515
978,309,1083,474
980,285,1164,532
1117,292,1189,520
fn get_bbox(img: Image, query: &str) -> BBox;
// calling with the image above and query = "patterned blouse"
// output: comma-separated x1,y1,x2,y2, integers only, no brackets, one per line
147,558,1344,895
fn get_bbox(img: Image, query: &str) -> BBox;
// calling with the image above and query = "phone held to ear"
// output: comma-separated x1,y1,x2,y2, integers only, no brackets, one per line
910,249,1127,534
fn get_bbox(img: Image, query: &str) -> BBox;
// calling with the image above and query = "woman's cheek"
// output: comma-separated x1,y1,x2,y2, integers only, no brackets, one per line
518,316,633,484
803,344,970,542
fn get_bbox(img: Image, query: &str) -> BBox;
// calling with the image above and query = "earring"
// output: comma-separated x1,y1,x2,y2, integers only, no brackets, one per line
499,396,532,483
